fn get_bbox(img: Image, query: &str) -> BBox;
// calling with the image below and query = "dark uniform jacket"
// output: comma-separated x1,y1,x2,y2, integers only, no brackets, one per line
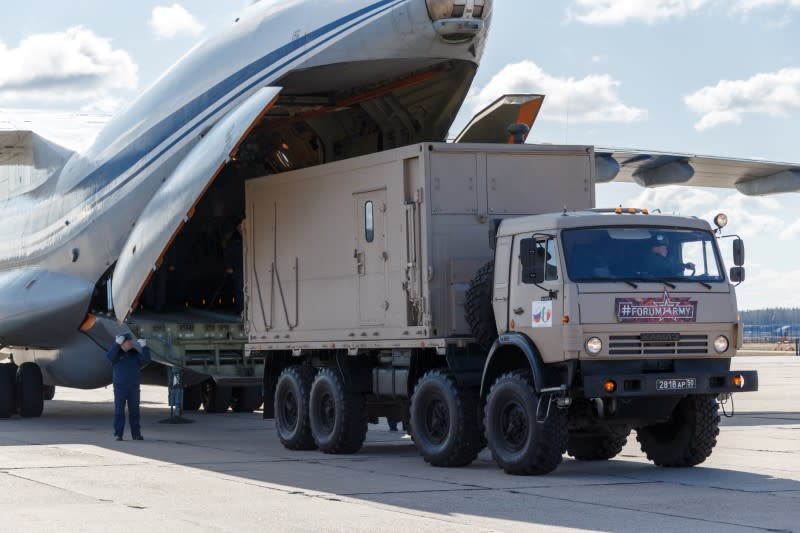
106,344,151,387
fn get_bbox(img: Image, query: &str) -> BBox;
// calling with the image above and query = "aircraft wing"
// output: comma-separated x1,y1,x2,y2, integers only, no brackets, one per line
596,148,800,196
454,94,544,144
0,131,73,199
112,86,282,322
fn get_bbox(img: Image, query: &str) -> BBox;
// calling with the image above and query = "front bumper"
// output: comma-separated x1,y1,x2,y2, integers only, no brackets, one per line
583,369,758,398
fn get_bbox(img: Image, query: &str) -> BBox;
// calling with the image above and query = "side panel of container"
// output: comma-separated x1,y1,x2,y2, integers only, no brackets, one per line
244,146,429,344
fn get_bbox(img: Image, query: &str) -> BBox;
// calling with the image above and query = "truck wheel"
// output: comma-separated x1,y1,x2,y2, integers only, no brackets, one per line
636,394,720,467
17,363,44,418
409,369,482,467
232,386,263,413
0,364,16,418
275,366,317,450
309,368,368,454
42,385,56,401
567,426,630,461
202,380,233,413
182,384,202,411
485,371,567,475
465,261,497,351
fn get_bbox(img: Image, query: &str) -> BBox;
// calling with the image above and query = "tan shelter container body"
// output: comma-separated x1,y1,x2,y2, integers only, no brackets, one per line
244,143,594,352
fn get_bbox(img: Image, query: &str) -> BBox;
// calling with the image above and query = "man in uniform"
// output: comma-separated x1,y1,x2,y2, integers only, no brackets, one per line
106,334,150,441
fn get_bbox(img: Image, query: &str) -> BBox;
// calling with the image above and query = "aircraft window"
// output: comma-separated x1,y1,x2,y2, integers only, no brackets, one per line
365,201,375,243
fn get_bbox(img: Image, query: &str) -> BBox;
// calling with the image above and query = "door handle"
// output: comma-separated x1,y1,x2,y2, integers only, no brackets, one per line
513,307,525,315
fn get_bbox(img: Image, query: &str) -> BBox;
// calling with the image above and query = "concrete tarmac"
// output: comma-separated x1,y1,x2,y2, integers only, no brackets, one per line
1,356,798,532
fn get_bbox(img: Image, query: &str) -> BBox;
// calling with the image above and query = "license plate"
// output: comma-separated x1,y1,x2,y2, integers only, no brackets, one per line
656,378,697,391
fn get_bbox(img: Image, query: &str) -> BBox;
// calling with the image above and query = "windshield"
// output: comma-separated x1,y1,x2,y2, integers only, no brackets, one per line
561,227,724,283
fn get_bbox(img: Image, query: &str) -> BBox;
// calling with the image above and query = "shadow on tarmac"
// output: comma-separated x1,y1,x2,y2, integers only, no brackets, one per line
2,394,800,532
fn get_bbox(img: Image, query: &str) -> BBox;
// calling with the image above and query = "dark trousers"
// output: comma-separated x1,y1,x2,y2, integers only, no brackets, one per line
113,384,141,437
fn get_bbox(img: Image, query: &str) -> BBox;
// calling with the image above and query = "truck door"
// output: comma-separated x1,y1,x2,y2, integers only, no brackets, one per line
509,235,564,360
355,189,387,326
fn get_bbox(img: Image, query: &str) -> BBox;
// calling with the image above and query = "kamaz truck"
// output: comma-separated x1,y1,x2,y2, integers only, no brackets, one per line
243,142,756,474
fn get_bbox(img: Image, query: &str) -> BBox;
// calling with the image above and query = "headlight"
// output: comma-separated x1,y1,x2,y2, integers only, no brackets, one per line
585,337,603,355
713,335,729,353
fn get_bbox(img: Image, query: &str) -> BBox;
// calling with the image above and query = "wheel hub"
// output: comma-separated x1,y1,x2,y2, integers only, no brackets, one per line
500,401,528,451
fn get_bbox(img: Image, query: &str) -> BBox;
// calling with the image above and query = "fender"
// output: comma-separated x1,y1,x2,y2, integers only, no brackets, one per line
479,332,547,397
112,86,282,321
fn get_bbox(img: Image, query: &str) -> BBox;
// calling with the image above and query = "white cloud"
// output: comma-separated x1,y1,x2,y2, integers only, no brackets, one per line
0,27,137,107
733,0,800,12
700,193,783,238
149,4,205,39
624,185,720,215
468,61,647,124
684,68,800,130
779,219,800,239
568,0,711,25
736,266,800,309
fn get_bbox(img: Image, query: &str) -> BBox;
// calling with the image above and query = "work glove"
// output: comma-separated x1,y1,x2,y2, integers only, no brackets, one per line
115,335,125,345
137,338,147,348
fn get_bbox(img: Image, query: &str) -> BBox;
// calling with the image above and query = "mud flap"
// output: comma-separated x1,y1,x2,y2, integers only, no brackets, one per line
111,86,282,322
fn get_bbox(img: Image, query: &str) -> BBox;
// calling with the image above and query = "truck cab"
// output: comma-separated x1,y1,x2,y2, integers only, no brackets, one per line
472,208,756,474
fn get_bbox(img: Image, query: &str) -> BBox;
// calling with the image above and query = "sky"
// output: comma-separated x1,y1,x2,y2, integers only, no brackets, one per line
1,0,799,309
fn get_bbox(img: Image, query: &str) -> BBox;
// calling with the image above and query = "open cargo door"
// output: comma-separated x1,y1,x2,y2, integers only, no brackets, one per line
454,94,544,144
112,86,282,322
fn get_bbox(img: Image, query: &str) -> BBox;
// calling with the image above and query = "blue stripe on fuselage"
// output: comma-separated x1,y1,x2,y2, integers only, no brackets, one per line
80,0,402,206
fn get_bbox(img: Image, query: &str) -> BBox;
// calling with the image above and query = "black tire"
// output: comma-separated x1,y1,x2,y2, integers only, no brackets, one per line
484,371,568,475
567,425,630,461
42,385,56,401
182,384,202,411
309,368,368,454
275,366,317,450
17,363,44,418
232,386,263,413
0,363,16,419
465,261,497,351
202,380,233,413
636,395,720,467
409,369,483,467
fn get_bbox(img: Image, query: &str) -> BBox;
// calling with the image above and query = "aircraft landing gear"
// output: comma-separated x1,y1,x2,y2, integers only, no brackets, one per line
0,362,16,418
17,362,44,418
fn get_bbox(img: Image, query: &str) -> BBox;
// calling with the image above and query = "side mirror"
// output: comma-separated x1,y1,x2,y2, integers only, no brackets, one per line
730,266,745,283
732,238,745,266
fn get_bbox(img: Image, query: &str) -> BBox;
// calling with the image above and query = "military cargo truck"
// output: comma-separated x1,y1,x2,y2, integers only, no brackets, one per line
244,142,756,474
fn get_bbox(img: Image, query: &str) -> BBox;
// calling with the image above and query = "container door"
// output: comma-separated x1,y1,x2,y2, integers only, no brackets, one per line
508,235,564,360
355,189,387,326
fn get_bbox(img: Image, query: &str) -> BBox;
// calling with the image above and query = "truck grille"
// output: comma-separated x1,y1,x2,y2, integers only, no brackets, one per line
608,334,708,355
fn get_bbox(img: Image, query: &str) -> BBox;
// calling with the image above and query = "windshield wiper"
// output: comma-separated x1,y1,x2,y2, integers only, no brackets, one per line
662,277,713,290
628,278,677,289
576,277,638,288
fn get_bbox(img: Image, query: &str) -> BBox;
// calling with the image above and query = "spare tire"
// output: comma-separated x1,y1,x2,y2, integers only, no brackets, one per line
465,261,497,351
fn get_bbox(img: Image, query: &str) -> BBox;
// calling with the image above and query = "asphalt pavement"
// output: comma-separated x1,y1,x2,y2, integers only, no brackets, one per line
0,356,798,532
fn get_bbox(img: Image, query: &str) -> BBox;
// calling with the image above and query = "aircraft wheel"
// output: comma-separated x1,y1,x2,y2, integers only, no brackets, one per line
17,363,44,418
232,386,263,413
202,380,233,413
0,363,16,418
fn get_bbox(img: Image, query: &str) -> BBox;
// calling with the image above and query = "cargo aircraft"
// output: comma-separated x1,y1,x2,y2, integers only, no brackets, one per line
1,0,797,418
